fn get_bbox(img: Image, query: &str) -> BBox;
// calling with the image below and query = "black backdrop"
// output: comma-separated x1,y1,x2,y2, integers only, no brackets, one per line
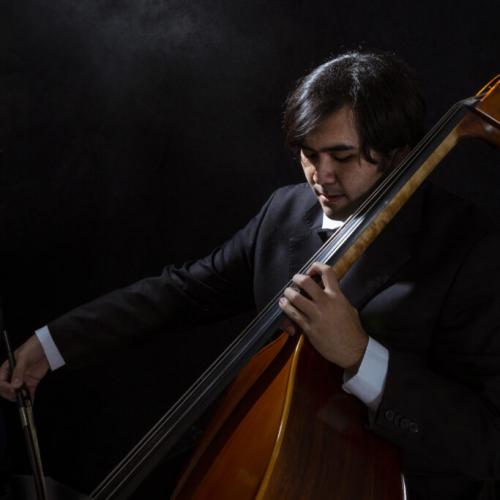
1,0,499,495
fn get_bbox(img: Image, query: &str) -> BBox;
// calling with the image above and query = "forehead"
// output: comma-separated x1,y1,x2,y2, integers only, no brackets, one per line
302,105,360,150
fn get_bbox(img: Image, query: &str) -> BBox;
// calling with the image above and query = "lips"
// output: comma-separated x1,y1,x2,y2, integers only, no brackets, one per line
317,191,345,203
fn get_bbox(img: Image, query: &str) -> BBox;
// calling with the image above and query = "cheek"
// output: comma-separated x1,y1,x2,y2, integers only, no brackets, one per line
302,165,315,184
354,167,383,193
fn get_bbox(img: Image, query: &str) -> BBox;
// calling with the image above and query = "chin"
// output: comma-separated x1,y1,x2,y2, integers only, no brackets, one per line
321,203,351,221
321,202,340,217
320,197,359,221
322,207,342,220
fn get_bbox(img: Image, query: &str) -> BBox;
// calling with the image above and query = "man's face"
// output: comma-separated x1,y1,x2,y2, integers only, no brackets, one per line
300,106,384,221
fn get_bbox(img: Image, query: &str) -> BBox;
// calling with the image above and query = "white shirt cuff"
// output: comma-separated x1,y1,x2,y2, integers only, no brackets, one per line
342,337,389,411
35,325,66,371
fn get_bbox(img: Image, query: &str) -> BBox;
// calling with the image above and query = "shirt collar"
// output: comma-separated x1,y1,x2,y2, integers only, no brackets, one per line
321,212,344,230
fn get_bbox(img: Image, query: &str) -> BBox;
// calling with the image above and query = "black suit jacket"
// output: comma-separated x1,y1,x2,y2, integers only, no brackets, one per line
49,182,500,500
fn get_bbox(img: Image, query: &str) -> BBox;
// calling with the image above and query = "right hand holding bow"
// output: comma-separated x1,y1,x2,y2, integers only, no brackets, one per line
0,335,49,401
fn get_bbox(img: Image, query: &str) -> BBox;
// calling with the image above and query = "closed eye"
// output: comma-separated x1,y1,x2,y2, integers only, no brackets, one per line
333,154,355,163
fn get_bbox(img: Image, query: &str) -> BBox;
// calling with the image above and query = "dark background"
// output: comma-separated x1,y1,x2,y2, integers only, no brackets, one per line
0,0,499,496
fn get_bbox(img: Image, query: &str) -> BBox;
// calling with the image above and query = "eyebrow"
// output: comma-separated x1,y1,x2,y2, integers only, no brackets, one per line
301,143,357,153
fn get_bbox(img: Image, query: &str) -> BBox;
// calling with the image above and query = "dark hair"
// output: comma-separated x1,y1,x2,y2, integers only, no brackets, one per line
284,50,426,166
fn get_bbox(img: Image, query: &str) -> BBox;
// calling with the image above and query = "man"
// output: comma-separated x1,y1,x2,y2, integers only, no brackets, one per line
1,51,500,499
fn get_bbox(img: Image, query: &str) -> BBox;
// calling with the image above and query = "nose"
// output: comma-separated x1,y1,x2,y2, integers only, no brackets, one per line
312,154,338,185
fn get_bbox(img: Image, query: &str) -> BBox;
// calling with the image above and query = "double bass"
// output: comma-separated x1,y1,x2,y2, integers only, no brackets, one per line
83,76,500,499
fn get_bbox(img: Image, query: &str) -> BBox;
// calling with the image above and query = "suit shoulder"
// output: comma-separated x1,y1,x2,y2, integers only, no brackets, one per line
421,183,500,255
424,184,497,236
257,183,317,233
266,183,315,212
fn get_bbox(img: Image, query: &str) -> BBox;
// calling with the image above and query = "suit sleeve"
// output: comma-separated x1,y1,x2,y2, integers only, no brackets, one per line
48,191,278,368
369,232,500,479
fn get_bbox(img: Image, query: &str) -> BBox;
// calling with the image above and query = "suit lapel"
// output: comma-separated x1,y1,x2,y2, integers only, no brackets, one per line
341,226,411,309
342,189,424,309
288,185,425,310
288,199,324,278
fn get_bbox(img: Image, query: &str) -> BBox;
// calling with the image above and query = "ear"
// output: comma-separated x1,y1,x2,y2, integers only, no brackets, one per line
386,145,411,171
